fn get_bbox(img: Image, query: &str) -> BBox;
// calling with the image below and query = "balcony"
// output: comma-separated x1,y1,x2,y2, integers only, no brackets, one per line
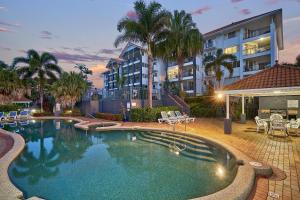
243,45,270,56
244,62,271,72
244,27,270,40
182,71,193,78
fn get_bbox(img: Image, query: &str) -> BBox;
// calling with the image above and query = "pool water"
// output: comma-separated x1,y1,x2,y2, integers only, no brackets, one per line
5,120,238,200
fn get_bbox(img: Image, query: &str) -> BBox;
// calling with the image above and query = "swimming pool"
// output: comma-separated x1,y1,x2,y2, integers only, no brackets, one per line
4,120,238,200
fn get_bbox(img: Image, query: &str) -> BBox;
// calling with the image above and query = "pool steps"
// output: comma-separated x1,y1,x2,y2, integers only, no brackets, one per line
137,131,216,162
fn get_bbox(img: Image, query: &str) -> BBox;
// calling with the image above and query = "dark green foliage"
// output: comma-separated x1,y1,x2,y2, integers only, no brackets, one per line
61,108,82,117
130,106,178,122
185,96,221,118
32,112,53,117
0,104,21,112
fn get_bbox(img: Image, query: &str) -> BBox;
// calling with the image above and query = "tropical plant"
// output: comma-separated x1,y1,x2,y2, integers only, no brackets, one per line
51,72,88,109
114,0,170,108
203,49,237,89
74,64,93,80
0,60,10,69
155,10,203,96
12,50,62,111
0,68,26,104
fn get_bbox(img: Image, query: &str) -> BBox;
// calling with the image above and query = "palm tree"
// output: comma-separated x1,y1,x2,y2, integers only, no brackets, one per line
51,72,88,109
12,50,62,111
114,0,170,108
203,49,237,89
155,10,203,96
74,64,93,80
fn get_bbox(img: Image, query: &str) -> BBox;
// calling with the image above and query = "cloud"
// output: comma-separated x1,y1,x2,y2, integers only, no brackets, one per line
96,48,122,55
90,64,107,74
191,6,211,15
231,0,244,3
283,16,300,24
265,0,300,4
280,37,300,63
239,9,251,15
0,6,5,10
40,30,58,39
0,46,11,51
0,21,21,27
89,64,107,88
50,51,110,64
126,10,138,20
0,27,10,32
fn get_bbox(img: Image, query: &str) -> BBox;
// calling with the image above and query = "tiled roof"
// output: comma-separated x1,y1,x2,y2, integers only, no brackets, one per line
12,96,32,103
204,9,282,37
223,64,300,91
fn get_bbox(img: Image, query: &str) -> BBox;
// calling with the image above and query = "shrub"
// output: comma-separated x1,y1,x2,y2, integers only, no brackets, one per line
61,108,82,117
32,112,53,117
95,112,122,121
130,106,178,122
0,104,21,113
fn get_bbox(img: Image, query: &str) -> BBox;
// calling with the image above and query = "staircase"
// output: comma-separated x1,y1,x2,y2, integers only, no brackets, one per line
162,92,190,115
136,131,216,162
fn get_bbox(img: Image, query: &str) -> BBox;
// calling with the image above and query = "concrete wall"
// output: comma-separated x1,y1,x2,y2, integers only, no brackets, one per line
259,96,300,118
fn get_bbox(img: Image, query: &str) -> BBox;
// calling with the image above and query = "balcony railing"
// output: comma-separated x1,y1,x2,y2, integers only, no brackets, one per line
244,62,271,72
182,71,193,77
243,45,270,55
244,27,270,40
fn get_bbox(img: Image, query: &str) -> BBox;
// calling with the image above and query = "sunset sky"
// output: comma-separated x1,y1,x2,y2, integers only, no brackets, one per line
1,0,300,88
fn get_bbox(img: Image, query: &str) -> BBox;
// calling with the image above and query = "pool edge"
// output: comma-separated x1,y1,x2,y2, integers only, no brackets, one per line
0,117,255,200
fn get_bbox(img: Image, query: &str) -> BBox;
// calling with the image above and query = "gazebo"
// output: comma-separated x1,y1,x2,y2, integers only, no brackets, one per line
216,63,300,134
12,96,32,108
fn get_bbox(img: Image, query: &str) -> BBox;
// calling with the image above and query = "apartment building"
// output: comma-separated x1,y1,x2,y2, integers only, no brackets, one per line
103,43,163,100
103,9,283,98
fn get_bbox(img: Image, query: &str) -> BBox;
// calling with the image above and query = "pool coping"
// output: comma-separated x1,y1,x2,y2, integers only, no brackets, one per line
0,117,255,200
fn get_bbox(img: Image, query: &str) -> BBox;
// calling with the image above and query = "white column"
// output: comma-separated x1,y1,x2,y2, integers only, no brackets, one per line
226,95,230,119
239,28,245,79
242,94,245,115
270,18,277,66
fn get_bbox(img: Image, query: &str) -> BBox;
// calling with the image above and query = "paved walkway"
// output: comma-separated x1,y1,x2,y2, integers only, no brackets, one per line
0,118,299,200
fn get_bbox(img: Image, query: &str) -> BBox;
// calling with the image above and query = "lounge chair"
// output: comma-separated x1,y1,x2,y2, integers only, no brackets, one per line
158,111,178,124
7,111,17,121
0,123,4,129
0,112,5,121
254,116,268,133
168,111,186,123
18,110,30,119
174,111,195,123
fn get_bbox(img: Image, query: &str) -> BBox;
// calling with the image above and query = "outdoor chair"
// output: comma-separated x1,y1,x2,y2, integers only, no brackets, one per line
0,123,4,129
0,112,5,121
168,111,186,123
158,111,178,124
174,111,195,123
7,111,17,121
254,116,268,133
286,119,300,136
18,110,30,119
270,113,283,121
269,118,287,136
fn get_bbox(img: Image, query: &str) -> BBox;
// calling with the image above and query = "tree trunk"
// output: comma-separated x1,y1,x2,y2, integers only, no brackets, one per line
147,45,153,108
40,86,44,112
177,57,185,96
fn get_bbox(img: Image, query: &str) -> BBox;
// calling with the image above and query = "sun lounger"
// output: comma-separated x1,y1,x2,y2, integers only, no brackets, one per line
168,111,186,123
0,112,5,121
174,111,195,123
7,111,17,121
18,110,30,119
158,111,178,124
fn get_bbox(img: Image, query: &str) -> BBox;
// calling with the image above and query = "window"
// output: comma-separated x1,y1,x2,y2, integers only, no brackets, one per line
226,31,236,39
224,46,238,54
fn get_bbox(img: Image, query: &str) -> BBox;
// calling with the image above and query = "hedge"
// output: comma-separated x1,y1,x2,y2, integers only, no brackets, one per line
95,112,122,121
32,112,54,117
185,96,221,118
0,104,21,113
130,106,178,122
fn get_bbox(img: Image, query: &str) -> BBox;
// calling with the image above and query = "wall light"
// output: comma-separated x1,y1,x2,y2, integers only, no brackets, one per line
273,90,282,94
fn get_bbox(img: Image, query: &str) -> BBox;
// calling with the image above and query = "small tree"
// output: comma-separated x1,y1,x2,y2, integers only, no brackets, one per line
51,72,88,109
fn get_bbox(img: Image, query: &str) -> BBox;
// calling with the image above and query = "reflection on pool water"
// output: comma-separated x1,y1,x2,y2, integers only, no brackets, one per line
4,120,238,200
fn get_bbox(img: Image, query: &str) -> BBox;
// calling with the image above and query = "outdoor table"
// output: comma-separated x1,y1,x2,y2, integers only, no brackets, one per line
261,118,290,137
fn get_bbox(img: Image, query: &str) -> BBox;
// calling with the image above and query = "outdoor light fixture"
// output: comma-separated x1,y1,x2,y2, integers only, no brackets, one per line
216,93,224,100
31,109,37,113
216,165,225,178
